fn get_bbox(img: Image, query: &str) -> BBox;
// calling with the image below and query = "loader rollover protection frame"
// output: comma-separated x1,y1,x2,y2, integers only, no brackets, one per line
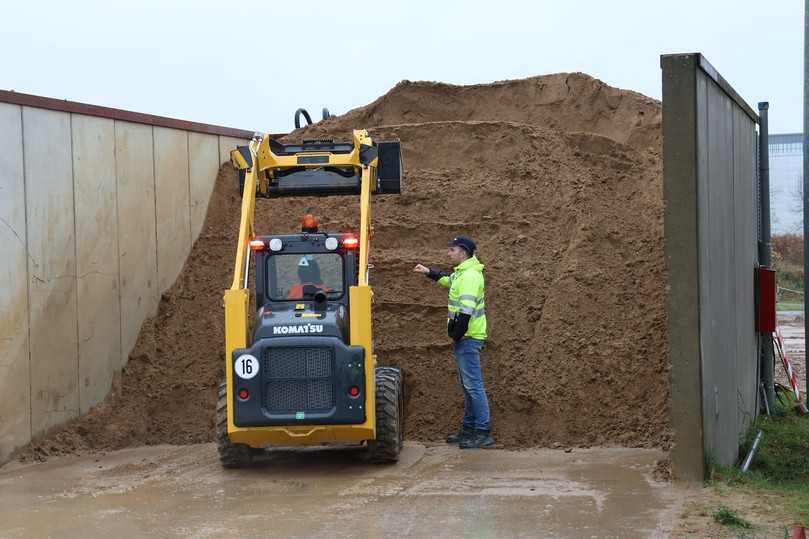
223,129,402,447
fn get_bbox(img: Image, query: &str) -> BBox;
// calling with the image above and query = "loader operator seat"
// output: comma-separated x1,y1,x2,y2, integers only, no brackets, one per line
287,258,329,299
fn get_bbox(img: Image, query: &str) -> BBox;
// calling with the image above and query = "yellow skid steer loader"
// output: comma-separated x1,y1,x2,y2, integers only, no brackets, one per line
219,125,404,467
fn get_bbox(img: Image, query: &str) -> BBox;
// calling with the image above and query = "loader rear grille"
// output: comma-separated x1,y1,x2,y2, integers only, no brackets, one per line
262,347,335,411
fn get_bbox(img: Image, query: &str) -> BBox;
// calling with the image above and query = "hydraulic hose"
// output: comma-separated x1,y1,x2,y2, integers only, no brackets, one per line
294,108,313,129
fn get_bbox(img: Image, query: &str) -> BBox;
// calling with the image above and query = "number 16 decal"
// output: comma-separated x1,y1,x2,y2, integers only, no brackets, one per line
235,354,259,379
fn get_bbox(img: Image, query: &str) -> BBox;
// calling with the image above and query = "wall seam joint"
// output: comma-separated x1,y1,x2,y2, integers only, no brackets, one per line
152,126,160,302
186,131,192,248
20,105,33,444
113,121,124,373
69,113,82,415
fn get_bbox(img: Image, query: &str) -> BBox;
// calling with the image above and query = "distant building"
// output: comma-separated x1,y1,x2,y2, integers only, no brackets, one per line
769,133,803,234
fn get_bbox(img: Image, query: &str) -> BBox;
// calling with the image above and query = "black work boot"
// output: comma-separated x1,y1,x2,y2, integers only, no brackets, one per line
446,425,474,444
459,429,495,449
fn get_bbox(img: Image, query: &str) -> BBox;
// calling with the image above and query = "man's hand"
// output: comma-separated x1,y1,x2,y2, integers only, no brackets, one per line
413,264,430,275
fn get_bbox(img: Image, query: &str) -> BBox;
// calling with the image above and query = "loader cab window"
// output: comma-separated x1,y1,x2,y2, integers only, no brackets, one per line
267,253,344,301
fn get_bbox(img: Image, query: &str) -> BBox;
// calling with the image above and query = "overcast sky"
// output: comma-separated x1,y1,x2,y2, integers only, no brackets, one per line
0,1,803,134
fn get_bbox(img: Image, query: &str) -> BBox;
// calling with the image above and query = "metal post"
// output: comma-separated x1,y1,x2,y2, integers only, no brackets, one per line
759,103,772,267
759,102,776,409
804,0,809,401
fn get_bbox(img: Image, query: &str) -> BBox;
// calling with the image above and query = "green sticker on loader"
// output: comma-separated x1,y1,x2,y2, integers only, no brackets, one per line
295,412,305,420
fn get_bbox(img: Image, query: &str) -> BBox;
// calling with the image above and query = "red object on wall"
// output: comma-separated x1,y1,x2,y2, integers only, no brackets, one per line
756,267,776,332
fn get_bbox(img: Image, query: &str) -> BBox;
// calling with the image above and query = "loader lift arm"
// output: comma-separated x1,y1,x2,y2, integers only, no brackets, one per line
225,130,382,352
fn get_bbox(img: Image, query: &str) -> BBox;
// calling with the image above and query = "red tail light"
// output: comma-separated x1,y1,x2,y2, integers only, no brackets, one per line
238,388,249,400
343,236,359,249
348,386,360,397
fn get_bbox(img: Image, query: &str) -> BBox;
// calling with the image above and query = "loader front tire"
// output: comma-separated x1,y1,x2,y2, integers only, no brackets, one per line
365,367,404,463
216,381,254,468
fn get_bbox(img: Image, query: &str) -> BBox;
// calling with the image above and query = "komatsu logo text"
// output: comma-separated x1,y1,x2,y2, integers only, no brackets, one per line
273,324,324,335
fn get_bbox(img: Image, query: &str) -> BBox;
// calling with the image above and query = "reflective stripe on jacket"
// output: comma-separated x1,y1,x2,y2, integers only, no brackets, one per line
437,255,486,340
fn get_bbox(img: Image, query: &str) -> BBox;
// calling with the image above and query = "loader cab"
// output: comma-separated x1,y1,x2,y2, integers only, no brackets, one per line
254,233,358,306
250,230,359,344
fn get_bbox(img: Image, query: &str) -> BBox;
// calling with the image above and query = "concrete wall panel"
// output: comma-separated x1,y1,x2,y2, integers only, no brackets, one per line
72,114,121,413
218,136,247,165
189,132,219,241
116,121,158,365
23,107,79,436
663,53,760,478
154,127,191,292
695,69,759,466
732,105,759,440
698,72,738,464
662,54,704,482
0,103,31,461
0,104,243,462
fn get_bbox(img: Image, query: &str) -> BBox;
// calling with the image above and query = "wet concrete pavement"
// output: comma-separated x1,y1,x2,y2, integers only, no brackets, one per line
0,443,684,538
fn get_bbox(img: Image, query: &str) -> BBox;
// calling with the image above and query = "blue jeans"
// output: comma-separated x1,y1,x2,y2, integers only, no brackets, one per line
454,338,490,431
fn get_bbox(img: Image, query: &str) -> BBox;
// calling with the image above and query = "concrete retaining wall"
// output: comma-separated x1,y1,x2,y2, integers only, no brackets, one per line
662,53,760,481
0,98,249,462
0,103,30,460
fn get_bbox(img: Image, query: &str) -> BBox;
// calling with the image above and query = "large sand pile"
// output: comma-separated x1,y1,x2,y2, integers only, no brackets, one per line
20,73,668,460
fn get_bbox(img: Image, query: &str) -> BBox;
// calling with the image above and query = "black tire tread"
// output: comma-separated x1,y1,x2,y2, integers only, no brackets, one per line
365,367,404,464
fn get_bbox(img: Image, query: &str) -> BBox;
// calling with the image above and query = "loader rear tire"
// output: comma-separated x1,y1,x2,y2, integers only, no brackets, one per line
216,381,254,468
365,366,404,463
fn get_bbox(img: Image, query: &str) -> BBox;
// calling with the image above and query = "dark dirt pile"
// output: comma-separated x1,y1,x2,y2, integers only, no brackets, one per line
19,72,668,460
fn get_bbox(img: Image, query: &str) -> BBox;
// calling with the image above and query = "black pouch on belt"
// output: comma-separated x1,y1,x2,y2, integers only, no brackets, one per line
447,312,471,341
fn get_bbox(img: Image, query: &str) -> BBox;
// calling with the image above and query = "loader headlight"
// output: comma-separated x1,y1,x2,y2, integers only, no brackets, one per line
324,237,338,250
269,238,283,251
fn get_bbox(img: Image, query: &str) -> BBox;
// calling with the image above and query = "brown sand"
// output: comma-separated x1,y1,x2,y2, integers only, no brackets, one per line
18,73,668,460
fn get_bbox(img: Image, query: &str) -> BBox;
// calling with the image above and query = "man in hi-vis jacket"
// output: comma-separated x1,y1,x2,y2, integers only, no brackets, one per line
414,236,493,449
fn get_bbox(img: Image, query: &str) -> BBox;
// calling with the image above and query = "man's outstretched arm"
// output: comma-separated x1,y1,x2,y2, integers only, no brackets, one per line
414,263,451,288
